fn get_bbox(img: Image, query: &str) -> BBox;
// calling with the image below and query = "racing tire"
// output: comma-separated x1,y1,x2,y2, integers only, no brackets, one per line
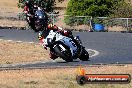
79,48,89,61
53,44,73,62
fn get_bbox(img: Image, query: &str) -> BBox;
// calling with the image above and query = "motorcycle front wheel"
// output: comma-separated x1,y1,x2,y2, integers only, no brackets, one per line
53,44,73,62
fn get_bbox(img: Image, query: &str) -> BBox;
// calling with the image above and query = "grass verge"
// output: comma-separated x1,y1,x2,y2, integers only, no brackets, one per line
0,19,26,28
0,65,131,88
0,40,50,64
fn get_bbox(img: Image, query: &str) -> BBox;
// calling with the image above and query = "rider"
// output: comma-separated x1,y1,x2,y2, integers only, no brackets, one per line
23,0,37,31
38,24,74,44
47,24,80,47
47,24,73,37
38,23,80,60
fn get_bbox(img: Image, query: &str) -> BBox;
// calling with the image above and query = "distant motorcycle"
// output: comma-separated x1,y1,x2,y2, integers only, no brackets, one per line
43,30,89,62
34,8,48,32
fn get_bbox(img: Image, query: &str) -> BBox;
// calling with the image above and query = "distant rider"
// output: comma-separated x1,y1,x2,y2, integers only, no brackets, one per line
23,0,37,31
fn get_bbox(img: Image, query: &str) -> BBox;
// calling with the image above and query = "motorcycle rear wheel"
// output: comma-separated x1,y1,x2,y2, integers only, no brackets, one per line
54,44,73,62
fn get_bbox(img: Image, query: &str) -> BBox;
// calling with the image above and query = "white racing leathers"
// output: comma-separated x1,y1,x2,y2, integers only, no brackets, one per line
44,30,77,57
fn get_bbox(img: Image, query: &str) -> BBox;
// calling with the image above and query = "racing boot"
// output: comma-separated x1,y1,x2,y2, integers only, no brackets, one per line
49,51,58,60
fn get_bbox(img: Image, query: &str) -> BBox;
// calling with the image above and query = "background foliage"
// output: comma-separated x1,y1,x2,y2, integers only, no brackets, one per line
18,0,55,12
112,0,132,18
64,0,132,25
65,0,122,17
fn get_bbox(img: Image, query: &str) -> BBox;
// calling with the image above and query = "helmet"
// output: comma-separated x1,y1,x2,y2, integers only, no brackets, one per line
47,24,53,29
33,2,38,7
25,0,31,5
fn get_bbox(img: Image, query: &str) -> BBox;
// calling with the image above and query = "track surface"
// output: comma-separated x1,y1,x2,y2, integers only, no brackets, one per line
0,29,132,68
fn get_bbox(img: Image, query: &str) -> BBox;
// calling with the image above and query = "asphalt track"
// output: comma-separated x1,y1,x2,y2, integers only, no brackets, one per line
0,29,132,69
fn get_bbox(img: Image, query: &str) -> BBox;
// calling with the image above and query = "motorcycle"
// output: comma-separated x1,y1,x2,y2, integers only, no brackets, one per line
42,30,89,62
34,8,48,32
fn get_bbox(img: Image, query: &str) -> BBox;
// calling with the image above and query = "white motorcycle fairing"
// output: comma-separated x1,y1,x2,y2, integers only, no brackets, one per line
44,30,78,56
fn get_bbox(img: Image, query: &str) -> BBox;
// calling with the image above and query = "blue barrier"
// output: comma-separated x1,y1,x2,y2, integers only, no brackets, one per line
94,24,104,31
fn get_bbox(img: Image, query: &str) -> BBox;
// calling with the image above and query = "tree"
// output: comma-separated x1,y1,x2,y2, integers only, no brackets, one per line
18,0,55,12
65,0,122,17
112,1,132,18
64,0,130,25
